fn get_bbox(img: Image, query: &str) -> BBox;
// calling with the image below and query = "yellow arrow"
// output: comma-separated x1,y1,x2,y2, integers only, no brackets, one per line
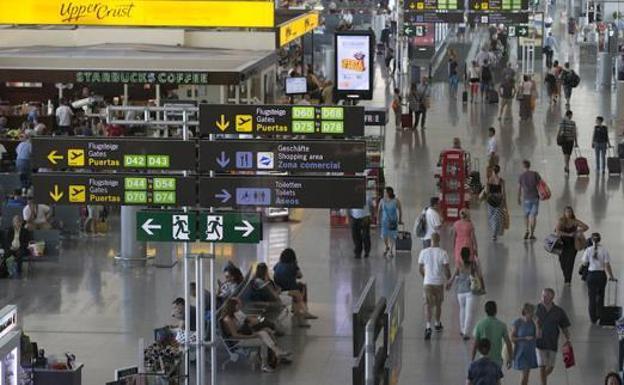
49,185,64,202
47,150,64,165
215,114,230,132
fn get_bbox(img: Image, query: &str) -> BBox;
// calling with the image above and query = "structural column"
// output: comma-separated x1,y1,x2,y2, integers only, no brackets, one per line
118,205,147,263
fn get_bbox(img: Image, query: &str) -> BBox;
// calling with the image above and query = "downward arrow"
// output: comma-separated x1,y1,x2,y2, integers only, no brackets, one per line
49,185,64,202
216,151,230,168
234,220,255,237
141,218,161,236
215,189,231,204
216,115,230,132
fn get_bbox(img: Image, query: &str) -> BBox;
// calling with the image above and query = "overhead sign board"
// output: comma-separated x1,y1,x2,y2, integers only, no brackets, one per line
0,0,275,28
404,11,464,23
199,104,365,137
199,176,365,208
404,0,463,10
364,108,389,126
199,139,366,173
467,12,529,24
32,173,196,206
335,32,374,100
278,12,319,47
469,0,529,11
32,137,196,171
136,211,262,243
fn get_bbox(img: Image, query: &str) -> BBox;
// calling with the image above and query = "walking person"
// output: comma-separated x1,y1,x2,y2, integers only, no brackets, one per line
536,288,572,385
378,187,403,258
556,206,589,285
391,88,402,130
411,77,431,130
544,64,558,105
349,191,374,258
543,32,558,68
15,130,33,195
418,233,451,340
561,62,577,106
517,160,542,240
452,209,478,266
484,164,506,241
448,49,460,96
556,110,578,175
518,74,534,120
421,197,442,248
472,301,513,369
468,61,481,103
487,127,498,167
511,303,539,385
467,338,504,385
446,247,482,340
592,116,611,174
498,77,515,120
480,59,493,102
580,232,616,323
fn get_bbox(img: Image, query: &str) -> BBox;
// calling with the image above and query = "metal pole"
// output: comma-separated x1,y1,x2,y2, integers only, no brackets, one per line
123,84,129,106
198,254,205,384
183,109,191,385
195,254,202,384
364,319,375,385
209,254,216,385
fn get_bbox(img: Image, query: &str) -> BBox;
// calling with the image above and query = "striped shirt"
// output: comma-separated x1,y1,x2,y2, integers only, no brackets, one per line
559,118,577,141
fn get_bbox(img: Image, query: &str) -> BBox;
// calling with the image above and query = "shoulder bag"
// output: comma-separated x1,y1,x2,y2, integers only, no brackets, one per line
544,233,563,255
470,264,486,295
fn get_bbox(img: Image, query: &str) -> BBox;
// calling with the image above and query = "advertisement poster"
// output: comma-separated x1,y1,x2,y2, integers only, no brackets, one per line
335,33,372,98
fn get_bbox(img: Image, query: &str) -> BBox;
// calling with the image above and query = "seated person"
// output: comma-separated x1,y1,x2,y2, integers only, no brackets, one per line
220,298,291,373
3,215,31,277
248,263,282,303
229,297,284,337
217,263,244,302
22,198,52,231
5,190,26,209
273,248,317,321
170,297,197,345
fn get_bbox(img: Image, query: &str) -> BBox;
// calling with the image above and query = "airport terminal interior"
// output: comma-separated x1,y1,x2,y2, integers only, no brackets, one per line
1,0,624,385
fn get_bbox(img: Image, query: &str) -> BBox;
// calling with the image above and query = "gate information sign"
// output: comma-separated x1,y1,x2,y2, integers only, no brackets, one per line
199,104,365,137
199,139,366,173
32,137,196,170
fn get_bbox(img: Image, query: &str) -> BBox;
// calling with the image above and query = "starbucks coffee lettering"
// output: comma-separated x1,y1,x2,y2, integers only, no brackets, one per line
59,2,135,23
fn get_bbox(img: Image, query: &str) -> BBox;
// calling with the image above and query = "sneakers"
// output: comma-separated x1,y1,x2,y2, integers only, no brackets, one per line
261,365,275,373
424,328,432,340
434,323,444,332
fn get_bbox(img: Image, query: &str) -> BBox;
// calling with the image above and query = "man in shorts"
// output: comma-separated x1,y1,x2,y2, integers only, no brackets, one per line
536,288,572,385
517,160,541,240
418,233,451,340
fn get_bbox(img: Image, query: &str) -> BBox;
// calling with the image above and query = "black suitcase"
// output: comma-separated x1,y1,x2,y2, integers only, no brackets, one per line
599,281,622,326
462,90,468,103
487,89,499,103
395,226,412,252
608,148,621,175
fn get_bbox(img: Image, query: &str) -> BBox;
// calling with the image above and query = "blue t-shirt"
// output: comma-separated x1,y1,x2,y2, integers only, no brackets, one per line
273,262,299,291
467,357,503,385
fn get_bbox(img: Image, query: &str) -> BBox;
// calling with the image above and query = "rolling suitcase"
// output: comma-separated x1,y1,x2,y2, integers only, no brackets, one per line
599,280,622,326
574,149,590,176
607,148,621,175
487,89,499,103
395,225,412,252
401,113,412,129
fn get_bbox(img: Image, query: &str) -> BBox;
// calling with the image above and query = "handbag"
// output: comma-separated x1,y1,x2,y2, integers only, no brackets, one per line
470,266,486,295
574,233,587,251
562,343,575,368
502,207,510,230
544,233,563,255
537,179,551,200
578,263,588,281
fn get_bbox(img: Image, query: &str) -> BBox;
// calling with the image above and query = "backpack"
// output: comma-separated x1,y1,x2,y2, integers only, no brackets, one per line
414,208,428,238
568,71,580,87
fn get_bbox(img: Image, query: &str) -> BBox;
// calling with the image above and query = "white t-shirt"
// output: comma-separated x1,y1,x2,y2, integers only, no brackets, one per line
487,136,498,156
582,245,611,271
56,105,73,127
418,247,450,285
23,204,51,224
423,207,442,240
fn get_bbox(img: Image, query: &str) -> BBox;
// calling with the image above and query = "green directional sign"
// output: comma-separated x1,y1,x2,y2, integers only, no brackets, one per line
137,211,197,242
197,212,262,244
136,211,262,243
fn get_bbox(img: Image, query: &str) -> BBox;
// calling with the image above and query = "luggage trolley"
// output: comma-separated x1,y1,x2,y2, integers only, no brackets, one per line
439,149,467,221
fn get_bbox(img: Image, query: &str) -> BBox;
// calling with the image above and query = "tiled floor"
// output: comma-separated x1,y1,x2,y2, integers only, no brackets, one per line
2,14,624,385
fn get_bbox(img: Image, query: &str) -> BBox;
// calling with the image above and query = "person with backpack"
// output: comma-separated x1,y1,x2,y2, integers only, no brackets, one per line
418,197,442,248
561,62,579,106
378,187,403,258
591,116,612,174
498,77,515,120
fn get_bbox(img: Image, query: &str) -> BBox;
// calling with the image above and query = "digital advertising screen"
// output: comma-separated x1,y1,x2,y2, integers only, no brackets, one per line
285,77,308,95
335,31,374,100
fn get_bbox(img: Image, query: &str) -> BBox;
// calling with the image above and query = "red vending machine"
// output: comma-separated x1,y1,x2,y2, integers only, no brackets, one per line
439,149,466,221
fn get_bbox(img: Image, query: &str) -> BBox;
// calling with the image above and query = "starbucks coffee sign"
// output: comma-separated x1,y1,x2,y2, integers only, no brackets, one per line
75,71,210,85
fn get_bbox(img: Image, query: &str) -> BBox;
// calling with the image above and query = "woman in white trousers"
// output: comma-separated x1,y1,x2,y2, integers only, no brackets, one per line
446,247,483,340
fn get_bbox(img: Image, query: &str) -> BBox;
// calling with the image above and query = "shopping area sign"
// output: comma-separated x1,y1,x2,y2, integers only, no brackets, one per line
199,139,366,173
32,137,196,170
32,174,196,206
199,104,365,137
199,176,365,208
137,211,262,243
0,0,275,28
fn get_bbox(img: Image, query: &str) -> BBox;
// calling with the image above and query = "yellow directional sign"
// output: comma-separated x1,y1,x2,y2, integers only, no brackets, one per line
278,12,319,47
67,149,85,166
235,115,253,132
69,185,86,203
47,151,64,165
0,0,275,28
216,115,230,132
49,185,64,202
